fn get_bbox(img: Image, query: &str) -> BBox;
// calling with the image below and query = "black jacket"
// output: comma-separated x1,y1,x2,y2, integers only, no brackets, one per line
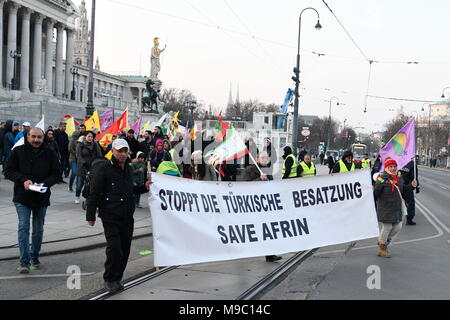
4,140,61,208
139,139,152,158
126,137,140,159
86,157,148,222
54,129,69,155
282,146,295,179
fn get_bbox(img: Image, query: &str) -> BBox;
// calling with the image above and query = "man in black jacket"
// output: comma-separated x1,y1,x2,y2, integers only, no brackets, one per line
4,128,61,273
400,158,420,225
125,129,140,159
86,139,151,293
53,122,69,182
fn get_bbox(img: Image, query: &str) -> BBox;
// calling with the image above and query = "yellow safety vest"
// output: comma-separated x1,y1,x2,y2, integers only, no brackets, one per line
282,154,297,178
299,161,316,177
338,160,355,172
361,159,371,169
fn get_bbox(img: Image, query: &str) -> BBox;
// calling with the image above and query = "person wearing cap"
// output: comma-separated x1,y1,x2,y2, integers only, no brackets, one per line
374,158,417,258
86,138,151,293
3,121,20,162
13,122,31,145
332,150,355,173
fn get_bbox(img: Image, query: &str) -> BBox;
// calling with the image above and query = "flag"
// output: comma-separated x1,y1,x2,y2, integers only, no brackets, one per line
281,88,294,113
85,110,101,132
131,116,143,134
380,118,416,171
141,120,150,134
66,117,76,136
214,112,230,140
97,109,129,149
62,115,80,127
36,115,45,130
100,109,114,131
205,127,249,172
105,150,113,160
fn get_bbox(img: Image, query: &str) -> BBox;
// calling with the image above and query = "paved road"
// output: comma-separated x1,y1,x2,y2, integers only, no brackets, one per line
264,166,450,300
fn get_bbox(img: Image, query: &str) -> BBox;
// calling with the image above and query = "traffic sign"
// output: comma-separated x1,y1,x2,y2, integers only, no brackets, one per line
301,129,310,137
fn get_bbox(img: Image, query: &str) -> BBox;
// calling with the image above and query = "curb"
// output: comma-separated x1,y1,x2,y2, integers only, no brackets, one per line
0,229,152,262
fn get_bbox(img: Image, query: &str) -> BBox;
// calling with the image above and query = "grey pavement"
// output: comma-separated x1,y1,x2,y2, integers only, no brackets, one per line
0,177,152,261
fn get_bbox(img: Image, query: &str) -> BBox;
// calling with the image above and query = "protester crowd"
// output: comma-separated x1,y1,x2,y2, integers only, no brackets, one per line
0,118,420,293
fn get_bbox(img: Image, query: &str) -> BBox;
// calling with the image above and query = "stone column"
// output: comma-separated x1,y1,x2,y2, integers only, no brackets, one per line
0,0,6,87
20,8,32,91
55,24,64,97
32,13,44,92
45,19,54,94
64,28,74,98
6,2,19,89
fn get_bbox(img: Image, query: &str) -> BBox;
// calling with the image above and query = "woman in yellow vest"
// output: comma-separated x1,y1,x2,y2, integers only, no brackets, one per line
332,150,355,173
282,146,297,179
297,154,316,177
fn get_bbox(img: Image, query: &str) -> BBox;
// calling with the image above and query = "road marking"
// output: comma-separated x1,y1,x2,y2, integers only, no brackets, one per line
0,272,95,281
439,185,449,190
315,204,444,256
416,200,450,235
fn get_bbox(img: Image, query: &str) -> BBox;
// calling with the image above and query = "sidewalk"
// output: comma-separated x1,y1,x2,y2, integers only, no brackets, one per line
0,178,152,261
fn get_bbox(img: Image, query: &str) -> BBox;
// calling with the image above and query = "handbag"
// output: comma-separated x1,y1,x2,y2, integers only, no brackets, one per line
394,184,408,216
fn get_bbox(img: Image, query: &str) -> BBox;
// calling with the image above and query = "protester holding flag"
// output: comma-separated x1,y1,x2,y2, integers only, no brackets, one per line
400,158,420,225
374,158,417,258
243,151,282,262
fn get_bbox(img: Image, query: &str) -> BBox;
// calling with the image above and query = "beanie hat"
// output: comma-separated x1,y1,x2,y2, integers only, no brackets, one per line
384,158,398,168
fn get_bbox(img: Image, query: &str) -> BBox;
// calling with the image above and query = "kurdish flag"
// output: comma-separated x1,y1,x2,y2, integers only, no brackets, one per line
380,117,416,171
97,109,129,149
85,110,101,132
205,127,249,163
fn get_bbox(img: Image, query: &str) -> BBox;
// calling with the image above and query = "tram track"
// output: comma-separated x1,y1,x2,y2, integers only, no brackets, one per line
83,249,318,300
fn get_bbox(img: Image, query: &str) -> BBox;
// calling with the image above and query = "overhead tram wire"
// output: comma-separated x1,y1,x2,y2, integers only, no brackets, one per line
105,0,450,66
222,0,285,74
182,0,273,69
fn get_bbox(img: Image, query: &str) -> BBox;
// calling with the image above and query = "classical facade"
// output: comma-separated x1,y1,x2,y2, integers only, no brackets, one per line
0,0,148,127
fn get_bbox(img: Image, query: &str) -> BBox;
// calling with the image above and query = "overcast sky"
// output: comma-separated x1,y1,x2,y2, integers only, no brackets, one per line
75,0,450,133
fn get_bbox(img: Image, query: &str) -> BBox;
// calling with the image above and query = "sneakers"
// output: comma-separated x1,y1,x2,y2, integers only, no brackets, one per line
68,187,73,192
265,255,282,262
31,259,41,270
17,265,30,274
104,281,120,293
75,197,80,204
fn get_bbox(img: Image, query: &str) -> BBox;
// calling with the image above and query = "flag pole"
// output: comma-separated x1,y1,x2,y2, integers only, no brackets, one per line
248,152,265,176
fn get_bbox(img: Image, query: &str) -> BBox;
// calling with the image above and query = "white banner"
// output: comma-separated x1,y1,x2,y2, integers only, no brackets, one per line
149,169,379,266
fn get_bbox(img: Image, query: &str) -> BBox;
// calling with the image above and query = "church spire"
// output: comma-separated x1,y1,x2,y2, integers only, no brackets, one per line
227,83,233,107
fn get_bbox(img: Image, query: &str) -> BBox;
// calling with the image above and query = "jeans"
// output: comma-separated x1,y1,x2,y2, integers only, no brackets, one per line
69,162,78,189
14,202,47,267
76,175,86,197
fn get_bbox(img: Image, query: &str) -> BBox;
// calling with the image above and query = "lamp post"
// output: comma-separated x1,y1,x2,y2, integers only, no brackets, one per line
10,50,21,90
292,7,321,156
86,0,96,117
325,96,340,153
441,87,450,99
187,99,197,127
70,67,79,100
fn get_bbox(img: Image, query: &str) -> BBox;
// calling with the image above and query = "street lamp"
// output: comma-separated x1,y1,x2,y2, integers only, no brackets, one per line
86,0,96,117
187,99,197,127
70,67,79,100
292,7,322,156
325,96,340,153
10,50,21,90
441,87,450,99
422,103,432,164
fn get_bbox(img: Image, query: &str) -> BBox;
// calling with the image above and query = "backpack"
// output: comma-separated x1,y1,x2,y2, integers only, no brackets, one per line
82,158,109,199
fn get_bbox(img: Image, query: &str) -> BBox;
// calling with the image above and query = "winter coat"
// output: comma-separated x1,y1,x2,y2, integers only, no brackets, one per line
4,139,60,208
191,163,217,181
68,132,81,163
374,171,413,223
130,161,147,185
139,139,152,159
148,149,171,171
45,140,60,159
126,137,140,159
76,141,103,177
86,156,148,222
243,164,273,181
53,129,69,156
3,131,18,159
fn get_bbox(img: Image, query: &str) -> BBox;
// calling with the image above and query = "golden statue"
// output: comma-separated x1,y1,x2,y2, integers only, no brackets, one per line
150,37,166,80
